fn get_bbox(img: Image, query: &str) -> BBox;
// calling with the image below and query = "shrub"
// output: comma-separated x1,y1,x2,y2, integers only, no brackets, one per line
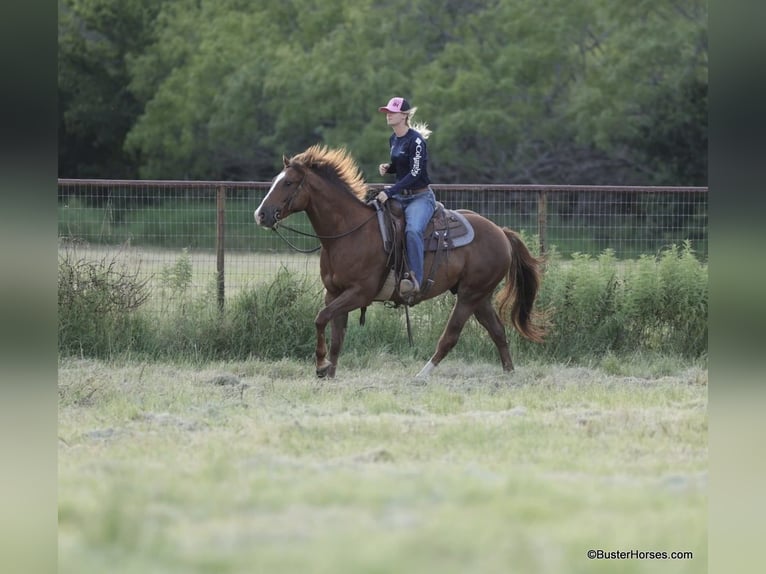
58,246,151,356
223,267,320,360
523,243,707,360
653,241,708,355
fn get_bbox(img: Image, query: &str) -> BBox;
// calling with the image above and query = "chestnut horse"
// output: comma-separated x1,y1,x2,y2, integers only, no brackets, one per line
255,145,545,379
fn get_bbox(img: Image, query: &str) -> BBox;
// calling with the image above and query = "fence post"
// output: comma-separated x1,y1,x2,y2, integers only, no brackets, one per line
537,189,548,255
216,186,226,311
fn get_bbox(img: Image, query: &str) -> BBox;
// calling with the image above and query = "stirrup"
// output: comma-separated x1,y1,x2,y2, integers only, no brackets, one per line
399,273,420,296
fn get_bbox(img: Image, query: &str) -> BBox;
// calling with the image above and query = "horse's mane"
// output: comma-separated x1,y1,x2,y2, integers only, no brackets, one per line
289,145,369,201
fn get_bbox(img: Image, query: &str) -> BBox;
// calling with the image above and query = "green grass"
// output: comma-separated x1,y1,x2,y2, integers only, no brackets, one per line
59,357,707,573
58,243,708,362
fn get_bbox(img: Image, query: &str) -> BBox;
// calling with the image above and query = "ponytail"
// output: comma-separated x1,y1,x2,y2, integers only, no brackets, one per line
405,106,432,140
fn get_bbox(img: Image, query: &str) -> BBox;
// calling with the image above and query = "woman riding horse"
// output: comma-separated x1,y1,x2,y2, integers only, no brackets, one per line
376,96,436,301
255,145,546,379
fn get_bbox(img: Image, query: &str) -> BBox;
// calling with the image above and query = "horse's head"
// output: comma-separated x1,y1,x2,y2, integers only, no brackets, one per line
254,155,311,228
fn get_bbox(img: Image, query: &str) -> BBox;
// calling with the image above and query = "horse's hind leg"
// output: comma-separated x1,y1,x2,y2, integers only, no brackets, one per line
315,323,332,378
473,297,514,372
416,298,476,379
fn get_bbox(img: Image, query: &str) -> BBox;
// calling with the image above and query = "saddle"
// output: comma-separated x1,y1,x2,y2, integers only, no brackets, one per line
371,199,474,302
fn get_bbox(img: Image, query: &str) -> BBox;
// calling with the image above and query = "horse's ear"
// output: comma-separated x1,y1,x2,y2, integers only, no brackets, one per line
283,155,290,168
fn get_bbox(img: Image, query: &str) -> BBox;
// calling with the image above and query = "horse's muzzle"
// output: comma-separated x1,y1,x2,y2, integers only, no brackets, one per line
254,206,280,228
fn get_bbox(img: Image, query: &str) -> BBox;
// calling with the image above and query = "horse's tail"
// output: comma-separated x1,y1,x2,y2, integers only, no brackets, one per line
495,228,547,343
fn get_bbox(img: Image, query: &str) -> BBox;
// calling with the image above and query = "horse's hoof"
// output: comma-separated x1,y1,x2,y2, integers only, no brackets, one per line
316,361,335,378
415,360,436,380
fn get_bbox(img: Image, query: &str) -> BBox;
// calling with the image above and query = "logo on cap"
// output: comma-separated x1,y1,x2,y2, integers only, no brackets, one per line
378,97,411,113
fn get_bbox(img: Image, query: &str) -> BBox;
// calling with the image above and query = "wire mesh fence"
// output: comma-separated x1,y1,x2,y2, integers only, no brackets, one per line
58,180,707,305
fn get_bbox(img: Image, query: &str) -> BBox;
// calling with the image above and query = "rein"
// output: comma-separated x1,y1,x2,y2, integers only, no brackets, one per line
272,226,322,254
273,211,378,253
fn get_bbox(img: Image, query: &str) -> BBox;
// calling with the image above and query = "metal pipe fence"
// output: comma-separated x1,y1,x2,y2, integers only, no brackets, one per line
58,179,707,306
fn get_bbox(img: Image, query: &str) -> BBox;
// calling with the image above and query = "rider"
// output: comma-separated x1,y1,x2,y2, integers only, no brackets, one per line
376,97,437,299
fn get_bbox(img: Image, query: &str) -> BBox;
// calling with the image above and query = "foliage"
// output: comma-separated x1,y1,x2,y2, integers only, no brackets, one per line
223,266,319,360
58,0,707,186
570,1,708,184
535,249,623,359
58,249,708,363
158,247,194,306
58,244,152,356
523,242,708,360
58,0,171,178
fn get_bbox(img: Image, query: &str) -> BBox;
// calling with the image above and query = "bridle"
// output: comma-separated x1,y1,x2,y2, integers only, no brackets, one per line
274,170,307,221
270,170,378,253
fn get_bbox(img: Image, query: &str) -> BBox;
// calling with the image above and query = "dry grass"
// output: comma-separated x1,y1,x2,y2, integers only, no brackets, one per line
58,357,707,573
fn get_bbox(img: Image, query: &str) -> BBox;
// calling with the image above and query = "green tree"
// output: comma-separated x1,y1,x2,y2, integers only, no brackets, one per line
59,0,707,185
565,0,707,184
58,0,168,178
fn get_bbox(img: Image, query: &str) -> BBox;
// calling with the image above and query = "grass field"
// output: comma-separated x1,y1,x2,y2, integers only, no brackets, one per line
58,356,707,573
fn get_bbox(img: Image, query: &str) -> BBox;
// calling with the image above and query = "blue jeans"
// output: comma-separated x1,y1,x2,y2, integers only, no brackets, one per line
399,190,436,285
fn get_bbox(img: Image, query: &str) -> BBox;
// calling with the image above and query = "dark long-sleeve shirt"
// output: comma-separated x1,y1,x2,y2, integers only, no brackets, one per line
384,128,431,197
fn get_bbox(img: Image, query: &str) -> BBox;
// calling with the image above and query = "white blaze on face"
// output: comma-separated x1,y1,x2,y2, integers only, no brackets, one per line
254,170,286,223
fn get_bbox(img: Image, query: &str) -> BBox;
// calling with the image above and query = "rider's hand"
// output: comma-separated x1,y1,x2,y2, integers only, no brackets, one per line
376,190,389,204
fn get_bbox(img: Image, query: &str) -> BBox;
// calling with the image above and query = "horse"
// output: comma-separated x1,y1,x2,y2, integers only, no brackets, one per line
254,145,546,379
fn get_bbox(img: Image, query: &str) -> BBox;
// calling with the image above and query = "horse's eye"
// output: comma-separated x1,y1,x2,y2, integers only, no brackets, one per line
284,180,293,187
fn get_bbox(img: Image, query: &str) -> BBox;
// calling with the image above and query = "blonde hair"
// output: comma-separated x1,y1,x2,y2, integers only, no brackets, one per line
404,106,432,140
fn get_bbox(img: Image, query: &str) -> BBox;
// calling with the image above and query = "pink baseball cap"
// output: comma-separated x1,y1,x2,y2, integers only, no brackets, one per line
378,97,411,113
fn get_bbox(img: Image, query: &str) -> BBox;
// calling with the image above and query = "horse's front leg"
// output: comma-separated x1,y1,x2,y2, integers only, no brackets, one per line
315,288,365,378
316,312,349,379
328,312,350,377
